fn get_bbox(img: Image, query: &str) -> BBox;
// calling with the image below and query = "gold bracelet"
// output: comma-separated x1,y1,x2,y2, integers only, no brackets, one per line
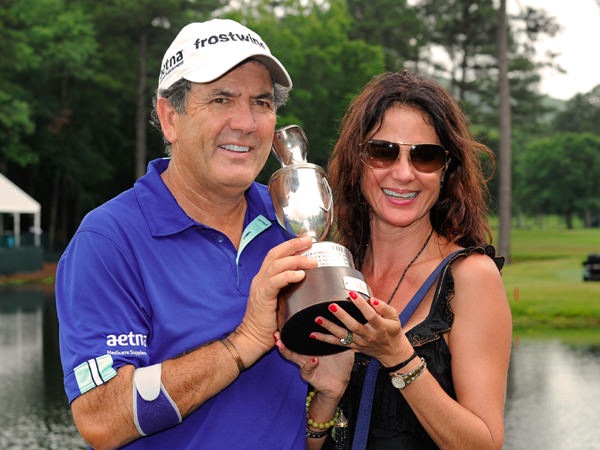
221,338,245,373
306,390,340,430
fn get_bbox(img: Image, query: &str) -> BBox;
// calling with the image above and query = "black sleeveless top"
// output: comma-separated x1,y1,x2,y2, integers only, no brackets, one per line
323,245,504,450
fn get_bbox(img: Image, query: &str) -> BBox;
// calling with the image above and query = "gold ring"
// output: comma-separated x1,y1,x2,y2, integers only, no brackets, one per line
339,331,353,345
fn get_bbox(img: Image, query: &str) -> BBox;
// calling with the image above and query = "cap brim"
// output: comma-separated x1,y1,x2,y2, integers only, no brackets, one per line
251,54,292,88
183,53,292,88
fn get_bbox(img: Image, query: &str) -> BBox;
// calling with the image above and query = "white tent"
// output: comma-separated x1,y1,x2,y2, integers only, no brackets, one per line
0,173,41,247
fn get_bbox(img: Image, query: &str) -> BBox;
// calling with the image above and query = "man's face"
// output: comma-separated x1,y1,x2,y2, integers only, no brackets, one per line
168,61,277,196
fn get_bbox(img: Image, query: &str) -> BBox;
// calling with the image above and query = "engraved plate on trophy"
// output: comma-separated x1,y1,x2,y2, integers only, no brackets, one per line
268,125,371,355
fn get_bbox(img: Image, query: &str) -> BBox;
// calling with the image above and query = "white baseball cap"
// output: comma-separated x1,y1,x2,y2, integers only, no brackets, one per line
157,19,292,94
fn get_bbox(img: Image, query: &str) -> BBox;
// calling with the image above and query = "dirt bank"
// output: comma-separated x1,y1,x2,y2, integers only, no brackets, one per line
0,262,57,286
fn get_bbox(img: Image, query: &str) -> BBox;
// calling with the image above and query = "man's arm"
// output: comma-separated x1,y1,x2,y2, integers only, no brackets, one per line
70,236,316,450
71,336,242,450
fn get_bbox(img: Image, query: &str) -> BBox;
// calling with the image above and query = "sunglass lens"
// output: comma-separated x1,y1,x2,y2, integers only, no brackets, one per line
411,145,447,173
363,141,398,168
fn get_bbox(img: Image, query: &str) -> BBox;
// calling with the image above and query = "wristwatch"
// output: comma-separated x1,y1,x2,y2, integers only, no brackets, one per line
389,357,427,389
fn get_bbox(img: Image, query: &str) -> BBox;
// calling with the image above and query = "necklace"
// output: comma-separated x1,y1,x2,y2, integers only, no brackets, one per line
386,228,434,304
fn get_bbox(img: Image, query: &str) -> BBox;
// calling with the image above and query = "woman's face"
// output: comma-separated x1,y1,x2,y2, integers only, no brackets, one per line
360,104,444,231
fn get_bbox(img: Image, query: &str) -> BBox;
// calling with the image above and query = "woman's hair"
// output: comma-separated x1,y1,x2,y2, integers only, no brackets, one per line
327,71,494,268
150,59,291,155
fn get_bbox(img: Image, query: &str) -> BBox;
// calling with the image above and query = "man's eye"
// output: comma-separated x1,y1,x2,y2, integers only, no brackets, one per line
255,99,273,109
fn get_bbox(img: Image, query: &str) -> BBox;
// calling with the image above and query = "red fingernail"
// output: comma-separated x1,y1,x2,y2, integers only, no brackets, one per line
312,357,318,363
349,291,358,300
315,317,324,325
309,333,317,339
372,299,379,306
328,304,338,313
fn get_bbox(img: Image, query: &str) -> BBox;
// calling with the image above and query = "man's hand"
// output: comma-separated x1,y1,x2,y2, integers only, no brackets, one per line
233,235,317,365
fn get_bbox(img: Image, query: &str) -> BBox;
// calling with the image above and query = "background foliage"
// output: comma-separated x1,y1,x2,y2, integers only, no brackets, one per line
1,0,599,253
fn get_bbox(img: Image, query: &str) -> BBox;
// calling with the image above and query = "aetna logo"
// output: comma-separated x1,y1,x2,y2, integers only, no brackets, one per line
106,332,148,347
193,32,266,50
160,50,183,82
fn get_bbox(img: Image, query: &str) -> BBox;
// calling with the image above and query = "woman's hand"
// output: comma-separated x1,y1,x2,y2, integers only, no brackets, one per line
308,292,414,368
275,331,353,400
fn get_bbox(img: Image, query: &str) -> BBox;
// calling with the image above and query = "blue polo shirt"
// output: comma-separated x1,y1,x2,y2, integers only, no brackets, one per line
56,158,306,449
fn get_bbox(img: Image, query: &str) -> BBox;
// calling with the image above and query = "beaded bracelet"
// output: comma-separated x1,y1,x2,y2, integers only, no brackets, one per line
306,390,340,430
384,350,418,373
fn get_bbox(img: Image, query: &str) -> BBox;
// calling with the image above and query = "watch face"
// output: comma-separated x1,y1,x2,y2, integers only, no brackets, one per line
391,375,406,389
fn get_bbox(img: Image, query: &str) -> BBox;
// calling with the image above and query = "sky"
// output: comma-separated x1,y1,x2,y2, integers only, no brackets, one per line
514,0,600,100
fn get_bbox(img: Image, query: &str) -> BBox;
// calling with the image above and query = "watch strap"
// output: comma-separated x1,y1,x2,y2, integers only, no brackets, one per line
389,357,427,389
385,350,418,373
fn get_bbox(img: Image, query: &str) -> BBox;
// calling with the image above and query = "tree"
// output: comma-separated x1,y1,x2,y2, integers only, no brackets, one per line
346,0,426,71
518,133,600,228
497,0,511,261
0,0,100,248
0,0,97,169
414,0,499,102
552,85,600,135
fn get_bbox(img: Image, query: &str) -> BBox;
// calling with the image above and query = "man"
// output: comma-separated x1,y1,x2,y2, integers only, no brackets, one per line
56,19,326,449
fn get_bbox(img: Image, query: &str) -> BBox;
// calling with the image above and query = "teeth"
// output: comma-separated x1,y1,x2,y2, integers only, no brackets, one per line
383,188,417,199
221,144,250,153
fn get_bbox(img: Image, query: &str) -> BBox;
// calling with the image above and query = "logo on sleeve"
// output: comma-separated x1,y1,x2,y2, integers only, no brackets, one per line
106,331,148,357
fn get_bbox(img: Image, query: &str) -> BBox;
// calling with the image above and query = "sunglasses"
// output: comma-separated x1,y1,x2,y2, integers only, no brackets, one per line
360,139,449,173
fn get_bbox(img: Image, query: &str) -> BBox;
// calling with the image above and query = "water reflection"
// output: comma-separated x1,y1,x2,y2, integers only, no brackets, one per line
1,288,599,449
504,338,600,450
0,287,86,450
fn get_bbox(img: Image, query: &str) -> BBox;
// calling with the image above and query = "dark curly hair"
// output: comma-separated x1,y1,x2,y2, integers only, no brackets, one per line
327,71,494,269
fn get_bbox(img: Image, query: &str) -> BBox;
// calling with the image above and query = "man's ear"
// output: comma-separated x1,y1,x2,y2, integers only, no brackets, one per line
156,97,178,144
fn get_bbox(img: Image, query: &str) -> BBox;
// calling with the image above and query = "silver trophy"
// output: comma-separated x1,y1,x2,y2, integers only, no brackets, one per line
268,125,371,355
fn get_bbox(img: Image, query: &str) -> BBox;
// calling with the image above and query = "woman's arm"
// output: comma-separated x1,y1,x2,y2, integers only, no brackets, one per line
275,332,354,450
399,253,512,450
309,252,512,450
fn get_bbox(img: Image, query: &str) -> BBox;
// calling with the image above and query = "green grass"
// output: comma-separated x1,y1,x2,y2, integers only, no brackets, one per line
499,228,600,335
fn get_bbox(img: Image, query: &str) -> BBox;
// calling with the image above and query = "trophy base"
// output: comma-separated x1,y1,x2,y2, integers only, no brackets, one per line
278,266,370,355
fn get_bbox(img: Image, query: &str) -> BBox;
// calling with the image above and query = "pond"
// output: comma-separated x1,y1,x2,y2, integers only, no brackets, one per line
0,287,599,449
0,288,86,449
504,336,600,450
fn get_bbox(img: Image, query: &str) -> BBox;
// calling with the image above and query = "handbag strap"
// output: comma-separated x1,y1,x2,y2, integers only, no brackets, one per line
350,249,463,450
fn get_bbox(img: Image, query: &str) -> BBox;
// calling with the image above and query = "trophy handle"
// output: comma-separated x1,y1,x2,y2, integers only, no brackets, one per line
272,125,308,166
321,176,334,228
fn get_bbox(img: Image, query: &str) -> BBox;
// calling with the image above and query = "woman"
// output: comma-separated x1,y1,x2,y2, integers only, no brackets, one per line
298,71,512,450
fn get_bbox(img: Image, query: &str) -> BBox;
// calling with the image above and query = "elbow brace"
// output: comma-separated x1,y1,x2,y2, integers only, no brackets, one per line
132,363,182,436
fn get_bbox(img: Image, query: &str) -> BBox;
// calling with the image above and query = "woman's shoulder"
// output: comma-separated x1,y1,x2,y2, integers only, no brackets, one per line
449,244,504,272
446,245,507,307
443,245,506,299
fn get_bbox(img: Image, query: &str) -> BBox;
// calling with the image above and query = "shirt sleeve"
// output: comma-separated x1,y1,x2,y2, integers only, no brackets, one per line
56,228,151,403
